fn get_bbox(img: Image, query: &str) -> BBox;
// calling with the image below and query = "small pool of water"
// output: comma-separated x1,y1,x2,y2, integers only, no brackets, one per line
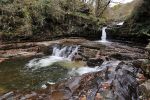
0,54,95,95
0,57,78,94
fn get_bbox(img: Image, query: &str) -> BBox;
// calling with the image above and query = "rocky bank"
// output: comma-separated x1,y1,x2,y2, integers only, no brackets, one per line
0,39,150,100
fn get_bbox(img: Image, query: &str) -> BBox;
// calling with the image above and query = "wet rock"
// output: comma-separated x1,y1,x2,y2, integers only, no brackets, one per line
20,92,37,100
82,48,99,58
79,95,87,100
0,58,8,63
113,71,139,100
1,60,148,100
132,60,143,68
80,42,106,50
95,51,101,59
136,73,146,83
0,41,149,100
109,53,133,60
50,91,66,100
86,87,98,100
78,52,89,60
95,93,103,100
74,54,83,61
0,48,42,58
86,58,103,67
65,77,81,93
0,91,14,100
0,43,36,50
139,79,150,99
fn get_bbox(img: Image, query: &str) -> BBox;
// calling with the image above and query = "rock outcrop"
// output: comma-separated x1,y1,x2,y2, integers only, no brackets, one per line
107,0,150,44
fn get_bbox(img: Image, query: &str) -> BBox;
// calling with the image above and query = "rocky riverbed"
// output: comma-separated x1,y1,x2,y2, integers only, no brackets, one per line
0,38,150,100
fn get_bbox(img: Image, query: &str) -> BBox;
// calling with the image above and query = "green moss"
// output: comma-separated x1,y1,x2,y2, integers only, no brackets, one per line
0,86,7,94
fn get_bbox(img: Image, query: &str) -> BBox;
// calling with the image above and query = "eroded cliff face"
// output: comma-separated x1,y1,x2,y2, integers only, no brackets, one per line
107,0,150,44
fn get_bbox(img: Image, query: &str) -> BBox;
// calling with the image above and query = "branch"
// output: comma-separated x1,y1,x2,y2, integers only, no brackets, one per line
98,0,111,17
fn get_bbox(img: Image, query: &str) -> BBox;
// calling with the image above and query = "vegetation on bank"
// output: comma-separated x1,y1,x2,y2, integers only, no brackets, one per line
103,0,138,22
1,0,149,43
0,0,107,42
119,0,150,43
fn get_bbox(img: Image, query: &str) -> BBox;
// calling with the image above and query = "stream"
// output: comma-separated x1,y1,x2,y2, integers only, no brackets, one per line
0,45,100,94
0,27,149,100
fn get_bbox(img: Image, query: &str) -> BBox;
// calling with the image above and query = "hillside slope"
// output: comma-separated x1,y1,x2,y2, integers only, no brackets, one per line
107,0,150,44
0,0,104,43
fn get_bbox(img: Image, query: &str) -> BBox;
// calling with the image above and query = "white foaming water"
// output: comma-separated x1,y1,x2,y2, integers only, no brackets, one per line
26,46,79,70
67,46,79,60
26,56,69,70
117,22,124,25
100,27,107,42
68,66,100,76
52,46,79,60
68,61,121,76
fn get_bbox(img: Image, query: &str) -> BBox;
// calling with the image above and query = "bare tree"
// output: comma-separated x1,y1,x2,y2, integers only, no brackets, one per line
95,0,111,17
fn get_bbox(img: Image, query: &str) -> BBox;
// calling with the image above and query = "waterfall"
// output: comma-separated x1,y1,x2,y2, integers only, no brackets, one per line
26,45,79,70
101,27,107,42
52,45,79,60
67,46,79,60
117,22,124,25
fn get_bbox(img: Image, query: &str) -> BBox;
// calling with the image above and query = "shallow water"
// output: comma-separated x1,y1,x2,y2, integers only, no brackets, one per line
0,57,71,94
0,56,98,94
0,45,82,94
0,43,148,99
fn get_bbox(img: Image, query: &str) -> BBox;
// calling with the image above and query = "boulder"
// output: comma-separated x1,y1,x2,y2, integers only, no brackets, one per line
139,79,150,99
109,53,133,60
87,58,103,67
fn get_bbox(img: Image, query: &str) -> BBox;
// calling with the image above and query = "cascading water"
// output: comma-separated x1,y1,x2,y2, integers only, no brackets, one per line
26,45,79,70
117,21,124,25
100,27,107,42
68,61,121,76
23,44,146,100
